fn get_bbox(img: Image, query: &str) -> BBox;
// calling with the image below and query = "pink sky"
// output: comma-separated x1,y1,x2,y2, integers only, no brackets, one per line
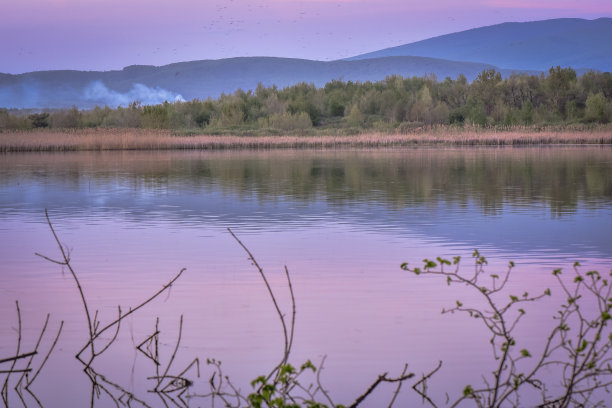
2,0,612,74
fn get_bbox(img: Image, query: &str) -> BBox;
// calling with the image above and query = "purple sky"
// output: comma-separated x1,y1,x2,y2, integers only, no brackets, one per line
2,0,612,74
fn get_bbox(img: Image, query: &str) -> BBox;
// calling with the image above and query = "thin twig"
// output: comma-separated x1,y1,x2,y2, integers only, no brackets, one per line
137,329,161,366
227,227,291,381
155,315,184,392
16,313,49,390
284,265,296,369
1,301,23,404
388,364,409,407
348,371,415,408
0,353,37,365
75,267,186,366
315,355,335,407
412,361,443,408
36,209,95,364
94,306,122,358
27,320,64,387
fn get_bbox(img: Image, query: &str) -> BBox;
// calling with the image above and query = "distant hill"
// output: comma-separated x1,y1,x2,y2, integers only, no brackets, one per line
347,18,612,72
0,56,515,109
3,17,609,109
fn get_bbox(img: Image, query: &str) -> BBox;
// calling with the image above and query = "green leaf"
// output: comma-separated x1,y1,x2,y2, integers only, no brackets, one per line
400,262,408,270
248,393,264,407
544,288,551,296
300,360,316,372
437,257,451,266
251,375,266,388
574,276,584,283
456,300,463,307
280,364,295,375
262,383,275,400
453,256,461,265
423,259,437,270
520,349,531,357
509,261,515,268
510,295,519,302
553,268,562,276
586,270,599,278
574,261,581,267
463,385,474,396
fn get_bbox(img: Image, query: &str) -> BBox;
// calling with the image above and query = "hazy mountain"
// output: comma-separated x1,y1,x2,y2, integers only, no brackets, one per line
347,18,612,72
1,56,519,109
3,17,609,109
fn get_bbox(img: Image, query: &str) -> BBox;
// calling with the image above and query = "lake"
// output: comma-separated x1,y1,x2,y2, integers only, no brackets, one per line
1,146,612,407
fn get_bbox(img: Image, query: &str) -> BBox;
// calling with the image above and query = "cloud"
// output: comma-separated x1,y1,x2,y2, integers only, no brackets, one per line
83,81,184,107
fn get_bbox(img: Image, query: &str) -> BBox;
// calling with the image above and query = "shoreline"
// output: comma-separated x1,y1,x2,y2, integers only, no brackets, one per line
1,128,612,152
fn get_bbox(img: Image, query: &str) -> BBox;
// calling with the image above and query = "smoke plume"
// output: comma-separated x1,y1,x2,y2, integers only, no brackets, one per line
84,81,184,107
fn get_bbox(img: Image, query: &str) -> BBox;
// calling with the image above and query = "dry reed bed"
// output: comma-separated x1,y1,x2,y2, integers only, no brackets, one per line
1,128,612,152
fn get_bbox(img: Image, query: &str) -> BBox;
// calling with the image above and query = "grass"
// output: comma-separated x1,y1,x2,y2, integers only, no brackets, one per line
1,126,612,152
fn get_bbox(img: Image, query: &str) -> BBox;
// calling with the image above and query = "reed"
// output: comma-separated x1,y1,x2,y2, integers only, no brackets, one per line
1,126,611,152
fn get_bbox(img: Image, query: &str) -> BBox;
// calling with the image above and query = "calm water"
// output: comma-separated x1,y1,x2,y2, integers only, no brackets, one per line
1,146,612,407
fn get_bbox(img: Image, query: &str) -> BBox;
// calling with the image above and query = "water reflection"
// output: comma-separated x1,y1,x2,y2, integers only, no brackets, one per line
1,147,611,257
1,146,612,406
3,148,612,206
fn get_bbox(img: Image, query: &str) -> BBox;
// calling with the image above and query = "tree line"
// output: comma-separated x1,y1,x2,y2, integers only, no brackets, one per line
1,67,611,133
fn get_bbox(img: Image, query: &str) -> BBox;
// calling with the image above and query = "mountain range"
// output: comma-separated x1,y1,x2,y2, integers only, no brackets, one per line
348,17,612,72
1,18,610,109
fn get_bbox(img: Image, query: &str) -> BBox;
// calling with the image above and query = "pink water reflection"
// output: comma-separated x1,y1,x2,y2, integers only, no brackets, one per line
1,148,612,406
2,217,611,406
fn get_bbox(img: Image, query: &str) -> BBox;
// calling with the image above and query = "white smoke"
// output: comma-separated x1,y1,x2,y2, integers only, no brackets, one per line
84,81,184,107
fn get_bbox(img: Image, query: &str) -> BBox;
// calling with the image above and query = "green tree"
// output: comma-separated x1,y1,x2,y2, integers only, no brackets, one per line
50,106,81,128
546,66,577,118
470,69,502,116
585,92,609,123
218,97,246,127
141,103,171,128
345,105,364,127
28,112,50,128
520,101,534,125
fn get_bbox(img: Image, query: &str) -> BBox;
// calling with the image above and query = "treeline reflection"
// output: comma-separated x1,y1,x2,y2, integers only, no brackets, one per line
2,147,610,216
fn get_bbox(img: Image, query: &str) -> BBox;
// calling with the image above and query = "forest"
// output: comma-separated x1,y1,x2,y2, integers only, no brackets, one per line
1,67,611,134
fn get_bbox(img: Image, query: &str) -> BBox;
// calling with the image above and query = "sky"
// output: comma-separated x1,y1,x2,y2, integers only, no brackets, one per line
1,0,612,74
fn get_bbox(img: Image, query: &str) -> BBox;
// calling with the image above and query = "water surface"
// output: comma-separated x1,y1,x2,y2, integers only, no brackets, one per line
1,146,611,407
